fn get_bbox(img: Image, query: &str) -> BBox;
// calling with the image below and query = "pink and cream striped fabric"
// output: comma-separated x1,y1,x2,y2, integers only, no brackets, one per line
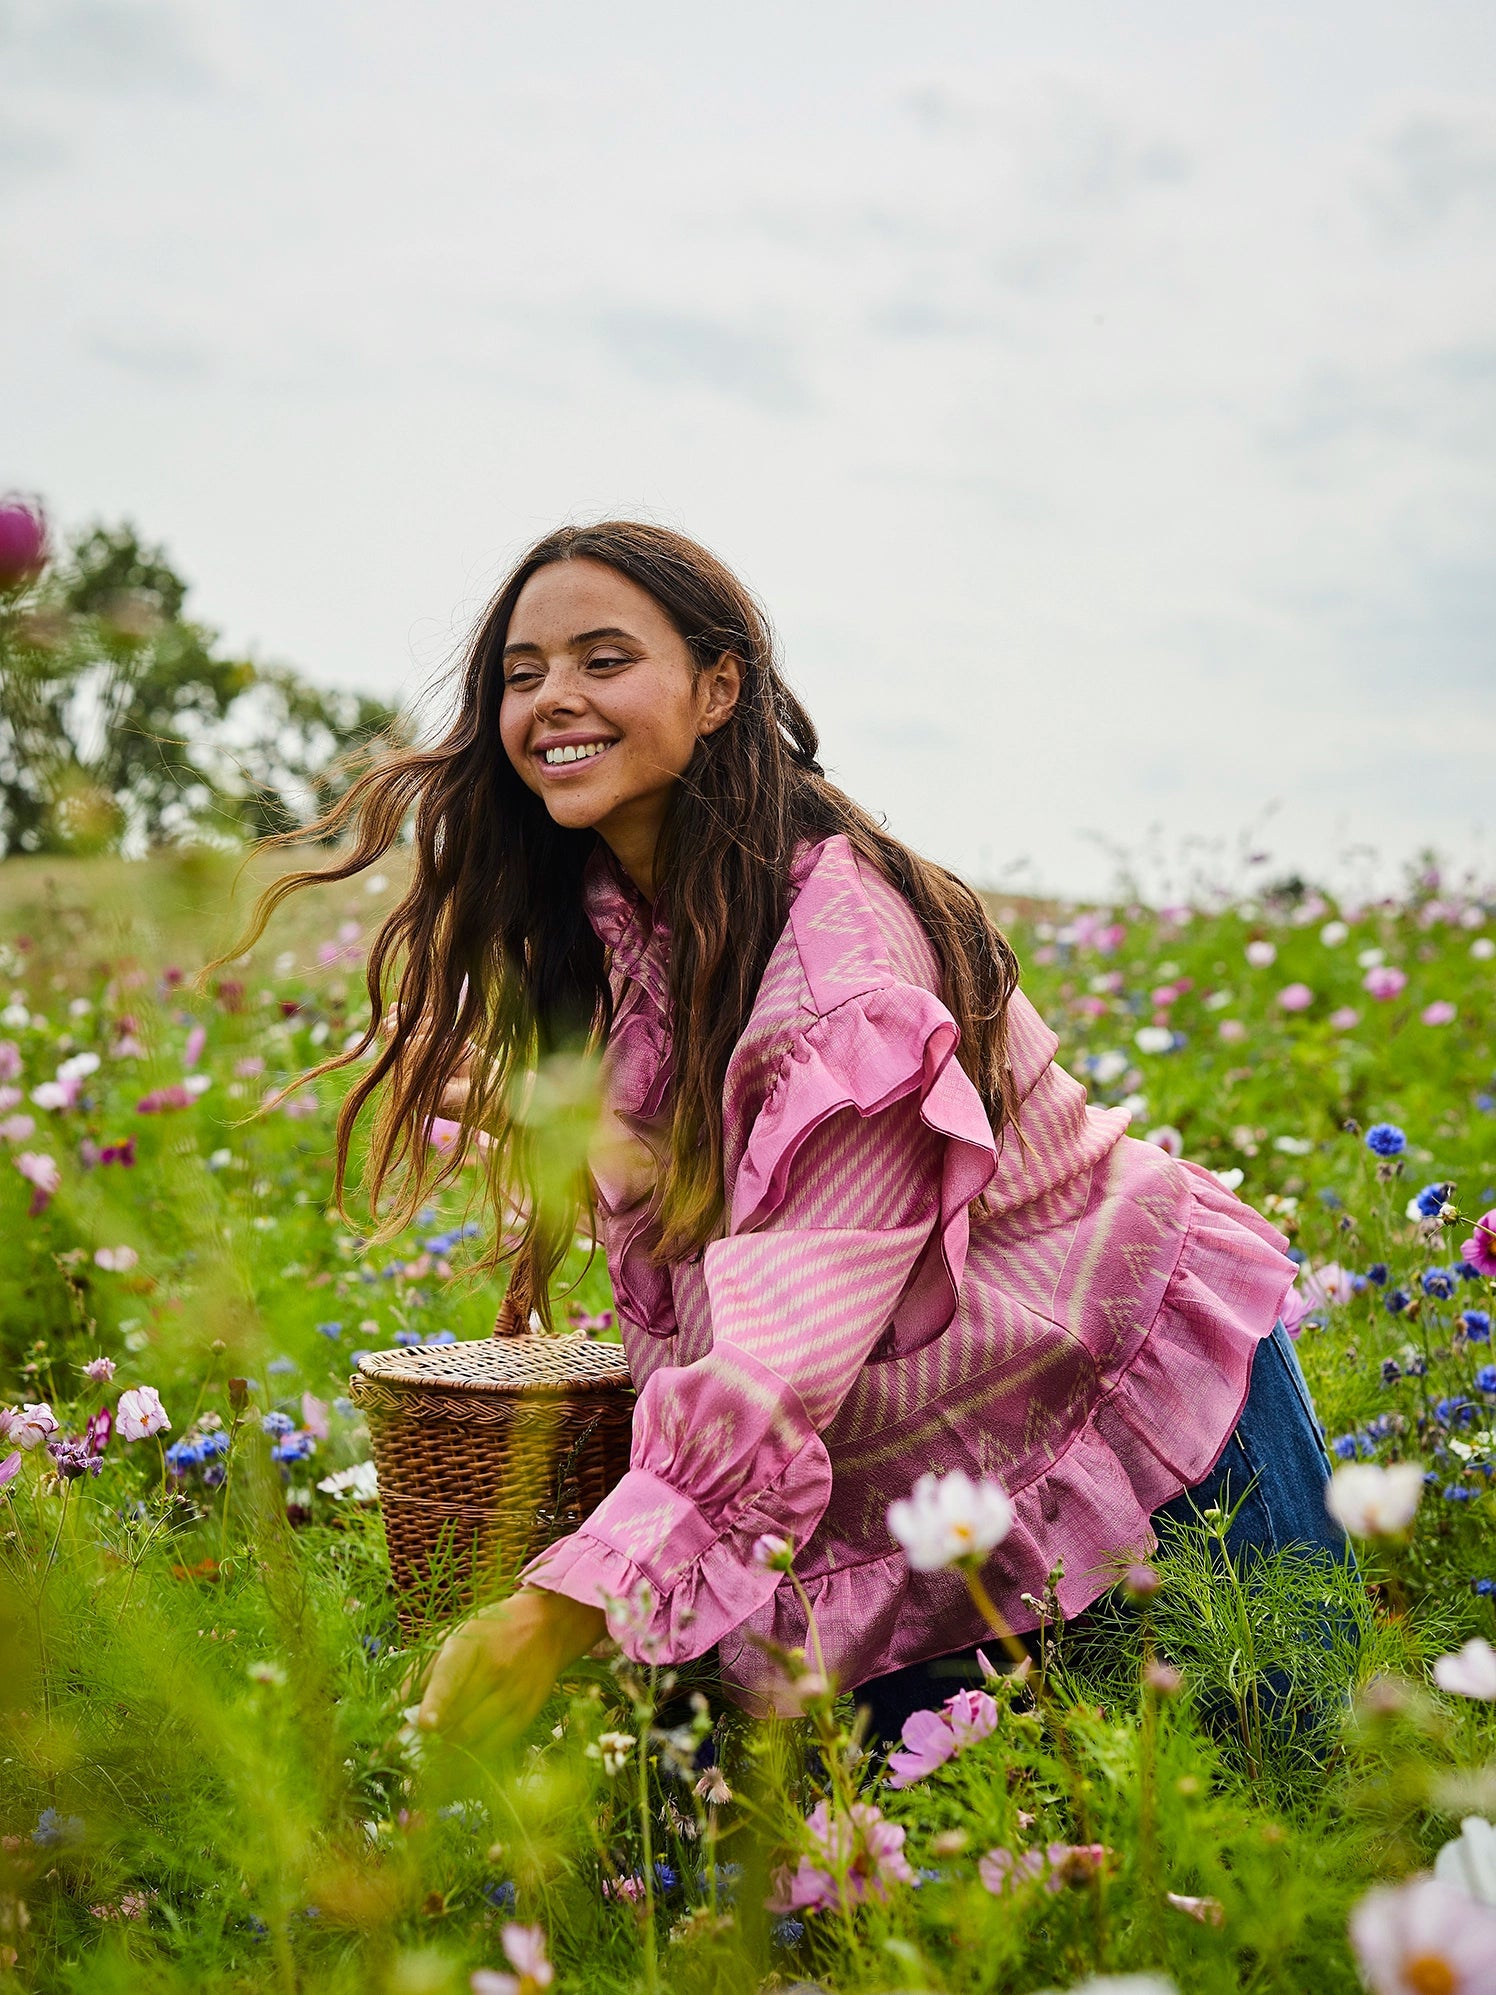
522,835,1297,1713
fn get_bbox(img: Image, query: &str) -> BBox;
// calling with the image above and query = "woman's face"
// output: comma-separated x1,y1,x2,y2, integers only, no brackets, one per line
499,558,739,896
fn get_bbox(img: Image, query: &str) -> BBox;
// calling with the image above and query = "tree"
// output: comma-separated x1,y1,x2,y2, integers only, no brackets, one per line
0,512,401,856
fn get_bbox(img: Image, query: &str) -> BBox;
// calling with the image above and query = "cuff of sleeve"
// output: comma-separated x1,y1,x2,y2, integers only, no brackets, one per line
520,1442,834,1665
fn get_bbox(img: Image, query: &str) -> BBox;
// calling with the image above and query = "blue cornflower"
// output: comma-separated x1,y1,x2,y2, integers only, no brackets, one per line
1404,1353,1428,1377
422,1233,457,1256
1444,1484,1477,1502
653,1862,680,1894
1366,1413,1399,1439
1422,1268,1459,1301
1366,1123,1407,1157
1365,1262,1390,1286
272,1433,314,1463
1385,1288,1412,1315
1435,1398,1476,1427
358,1269,378,1284
1474,1578,1496,1597
333,1396,355,1418
315,1321,344,1340
1476,1365,1496,1394
267,1356,297,1376
1477,1094,1496,1115
459,1221,482,1240
482,1880,517,1911
1458,1259,1483,1280
1319,1190,1344,1210
362,1634,382,1659
1461,1311,1492,1342
772,1918,805,1949
202,1464,227,1489
1416,1183,1453,1218
423,1330,456,1347
1286,1246,1307,1266
199,1429,230,1457
32,1808,84,1848
1380,1358,1402,1384
417,1207,438,1226
393,1329,421,1348
1332,1434,1360,1460
261,1411,295,1437
165,1438,205,1472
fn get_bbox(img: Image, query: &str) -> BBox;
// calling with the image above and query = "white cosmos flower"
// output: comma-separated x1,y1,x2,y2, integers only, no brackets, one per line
1325,1462,1424,1538
1349,1875,1496,1995
1434,1639,1496,1702
887,1469,1015,1572
317,1460,379,1503
1435,1818,1496,1907
1133,1026,1175,1055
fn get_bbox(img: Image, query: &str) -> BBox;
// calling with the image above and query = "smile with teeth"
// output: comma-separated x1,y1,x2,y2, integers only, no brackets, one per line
540,741,615,766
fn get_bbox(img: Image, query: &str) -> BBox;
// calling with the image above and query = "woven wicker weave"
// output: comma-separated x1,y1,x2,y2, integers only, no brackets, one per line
350,1287,634,1627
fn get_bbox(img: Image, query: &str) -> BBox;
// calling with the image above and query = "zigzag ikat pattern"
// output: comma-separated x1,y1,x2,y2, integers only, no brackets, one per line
522,836,1297,1713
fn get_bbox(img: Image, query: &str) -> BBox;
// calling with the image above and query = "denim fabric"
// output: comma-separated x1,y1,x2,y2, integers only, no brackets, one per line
856,1320,1347,1748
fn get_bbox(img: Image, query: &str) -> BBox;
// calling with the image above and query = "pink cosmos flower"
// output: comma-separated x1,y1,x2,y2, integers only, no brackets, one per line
0,1451,21,1490
30,1079,77,1111
1143,1124,1184,1157
945,1686,1000,1747
1245,940,1277,968
979,1846,1047,1894
886,1707,959,1788
0,1041,21,1082
136,1085,192,1113
85,1406,111,1455
1422,1001,1457,1027
0,498,49,588
1363,965,1408,1001
183,1024,207,1068
471,1922,553,1993
83,1357,116,1384
300,1392,330,1442
94,1246,139,1273
1329,1006,1362,1031
9,1402,58,1450
1217,1020,1248,1043
1458,1214,1496,1282
235,1055,266,1078
1349,1875,1496,1994
768,1800,913,1914
0,1114,35,1142
1277,983,1315,1012
116,1385,170,1442
753,1533,794,1570
15,1150,59,1214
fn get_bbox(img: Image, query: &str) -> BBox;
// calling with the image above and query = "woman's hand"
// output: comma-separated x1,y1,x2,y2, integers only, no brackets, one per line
417,1588,607,1751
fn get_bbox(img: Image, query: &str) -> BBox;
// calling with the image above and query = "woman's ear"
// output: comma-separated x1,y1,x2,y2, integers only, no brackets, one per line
698,651,742,736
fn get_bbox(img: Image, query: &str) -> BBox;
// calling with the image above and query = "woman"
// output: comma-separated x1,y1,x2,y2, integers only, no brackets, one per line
247,521,1342,1751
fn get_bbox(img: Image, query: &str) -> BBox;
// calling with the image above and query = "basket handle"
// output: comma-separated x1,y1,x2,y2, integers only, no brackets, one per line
494,1253,535,1336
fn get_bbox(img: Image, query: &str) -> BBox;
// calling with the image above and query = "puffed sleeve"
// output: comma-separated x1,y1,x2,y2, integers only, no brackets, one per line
519,988,999,1663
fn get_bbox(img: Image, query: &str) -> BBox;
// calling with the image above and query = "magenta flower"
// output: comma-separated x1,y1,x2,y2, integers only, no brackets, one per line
82,1357,116,1383
0,497,48,590
1277,983,1315,1012
1463,1212,1496,1281
979,1843,1110,1897
15,1150,60,1195
0,1450,21,1490
1363,965,1408,1001
768,1800,913,1913
7,1402,58,1450
183,1023,207,1069
116,1386,170,1442
85,1406,112,1455
945,1686,1000,1746
0,1041,21,1083
1329,1006,1361,1031
1421,1001,1457,1027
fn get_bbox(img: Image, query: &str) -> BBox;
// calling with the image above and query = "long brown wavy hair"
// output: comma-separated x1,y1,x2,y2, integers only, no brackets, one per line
223,522,1023,1319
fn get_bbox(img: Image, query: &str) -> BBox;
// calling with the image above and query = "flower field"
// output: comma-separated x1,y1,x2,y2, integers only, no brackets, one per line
2,843,1495,1995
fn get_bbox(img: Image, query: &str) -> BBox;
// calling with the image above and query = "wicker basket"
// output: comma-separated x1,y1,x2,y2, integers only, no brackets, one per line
350,1281,634,1628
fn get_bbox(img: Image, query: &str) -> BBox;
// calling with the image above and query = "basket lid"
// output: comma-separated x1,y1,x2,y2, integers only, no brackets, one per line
353,1332,632,1398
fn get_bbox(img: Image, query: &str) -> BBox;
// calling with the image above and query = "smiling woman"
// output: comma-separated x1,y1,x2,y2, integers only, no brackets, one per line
224,519,1339,1756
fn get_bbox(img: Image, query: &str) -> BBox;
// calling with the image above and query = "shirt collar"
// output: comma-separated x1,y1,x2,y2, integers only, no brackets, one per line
582,844,671,1004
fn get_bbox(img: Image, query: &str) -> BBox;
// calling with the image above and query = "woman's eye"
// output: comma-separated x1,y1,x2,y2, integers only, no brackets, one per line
588,652,629,669
504,670,540,689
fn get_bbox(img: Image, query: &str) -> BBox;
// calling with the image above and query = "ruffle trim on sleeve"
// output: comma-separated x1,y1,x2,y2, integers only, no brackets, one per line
520,1439,835,1665
728,984,998,1357
717,1167,1297,1712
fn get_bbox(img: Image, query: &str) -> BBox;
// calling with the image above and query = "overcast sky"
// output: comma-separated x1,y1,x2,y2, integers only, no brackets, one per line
4,0,1494,900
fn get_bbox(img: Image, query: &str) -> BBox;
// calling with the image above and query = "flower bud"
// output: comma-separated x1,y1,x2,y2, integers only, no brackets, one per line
1122,1563,1160,1601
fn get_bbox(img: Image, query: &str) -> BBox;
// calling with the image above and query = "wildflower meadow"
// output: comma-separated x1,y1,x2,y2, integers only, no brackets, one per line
3,841,1496,1995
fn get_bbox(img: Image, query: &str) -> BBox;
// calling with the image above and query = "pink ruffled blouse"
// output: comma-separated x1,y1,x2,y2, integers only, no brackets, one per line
522,834,1296,1713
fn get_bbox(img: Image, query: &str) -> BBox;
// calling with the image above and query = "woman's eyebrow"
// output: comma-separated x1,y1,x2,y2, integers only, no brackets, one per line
501,626,639,661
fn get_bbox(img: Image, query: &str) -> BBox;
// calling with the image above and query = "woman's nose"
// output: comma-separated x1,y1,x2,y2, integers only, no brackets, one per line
534,666,587,720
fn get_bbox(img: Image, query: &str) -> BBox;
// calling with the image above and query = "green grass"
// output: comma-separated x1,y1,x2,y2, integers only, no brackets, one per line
1,847,1493,1993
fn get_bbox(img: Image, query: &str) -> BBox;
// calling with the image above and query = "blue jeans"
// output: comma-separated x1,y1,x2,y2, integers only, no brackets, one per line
856,1320,1348,1746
